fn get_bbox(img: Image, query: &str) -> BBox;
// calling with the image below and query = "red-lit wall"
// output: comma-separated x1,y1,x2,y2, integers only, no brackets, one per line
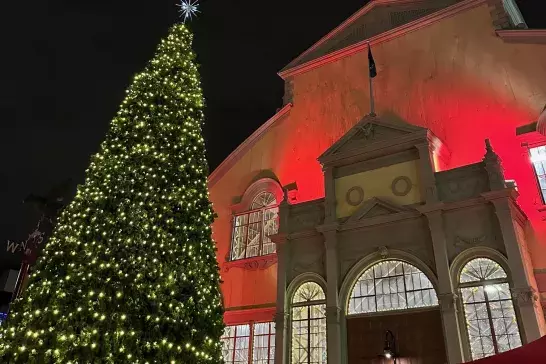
209,2,546,316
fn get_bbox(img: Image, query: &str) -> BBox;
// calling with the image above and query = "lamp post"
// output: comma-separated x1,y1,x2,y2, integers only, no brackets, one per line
382,330,397,363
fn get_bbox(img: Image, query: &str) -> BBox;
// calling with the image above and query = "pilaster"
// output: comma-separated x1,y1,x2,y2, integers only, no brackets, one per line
423,210,464,364
321,228,342,364
323,167,337,223
272,231,290,364
486,194,542,342
415,142,439,204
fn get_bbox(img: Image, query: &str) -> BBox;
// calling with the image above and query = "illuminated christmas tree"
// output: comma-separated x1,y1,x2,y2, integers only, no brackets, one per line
0,22,224,363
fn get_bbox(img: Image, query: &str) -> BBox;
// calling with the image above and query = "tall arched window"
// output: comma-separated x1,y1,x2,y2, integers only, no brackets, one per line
291,282,327,364
459,258,522,360
347,260,438,315
231,191,279,260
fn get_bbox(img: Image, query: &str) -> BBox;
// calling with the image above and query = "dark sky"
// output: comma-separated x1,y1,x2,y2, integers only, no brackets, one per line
0,0,543,269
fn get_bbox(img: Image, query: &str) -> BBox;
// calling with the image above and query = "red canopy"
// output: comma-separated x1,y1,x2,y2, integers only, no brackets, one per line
465,335,546,363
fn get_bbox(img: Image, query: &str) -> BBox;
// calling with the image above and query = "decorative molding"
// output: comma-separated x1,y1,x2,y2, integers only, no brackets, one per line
279,0,488,79
438,292,459,313
345,197,412,224
391,176,413,196
511,286,539,307
378,246,389,259
454,235,487,247
230,177,284,214
223,254,278,272
360,123,376,140
208,103,292,188
346,186,365,206
496,29,546,44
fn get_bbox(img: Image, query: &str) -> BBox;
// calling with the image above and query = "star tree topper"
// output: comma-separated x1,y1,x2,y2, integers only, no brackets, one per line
177,0,200,22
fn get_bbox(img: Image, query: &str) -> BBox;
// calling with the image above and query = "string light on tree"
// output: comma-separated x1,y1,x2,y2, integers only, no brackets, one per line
0,11,224,364
177,0,200,22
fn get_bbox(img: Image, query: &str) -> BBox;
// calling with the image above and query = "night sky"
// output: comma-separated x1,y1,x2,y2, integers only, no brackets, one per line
0,0,544,269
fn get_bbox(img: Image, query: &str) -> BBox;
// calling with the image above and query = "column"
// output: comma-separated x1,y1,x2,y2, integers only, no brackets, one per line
425,210,465,364
488,197,542,342
272,232,290,364
323,229,342,364
415,142,439,204
323,167,337,223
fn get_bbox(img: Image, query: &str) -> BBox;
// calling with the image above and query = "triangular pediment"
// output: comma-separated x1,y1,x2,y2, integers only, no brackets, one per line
346,197,409,224
281,0,459,72
318,114,426,162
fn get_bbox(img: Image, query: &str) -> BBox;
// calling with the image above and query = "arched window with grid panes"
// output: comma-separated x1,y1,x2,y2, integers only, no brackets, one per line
291,282,327,364
459,257,522,360
347,260,439,315
230,191,279,260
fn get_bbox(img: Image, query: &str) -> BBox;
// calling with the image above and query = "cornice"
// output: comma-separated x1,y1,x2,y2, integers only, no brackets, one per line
208,103,292,188
496,29,546,44
279,0,487,79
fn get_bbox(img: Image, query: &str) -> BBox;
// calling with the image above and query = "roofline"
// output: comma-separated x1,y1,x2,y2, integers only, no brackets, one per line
208,103,293,188
279,0,487,79
281,0,419,73
496,29,546,44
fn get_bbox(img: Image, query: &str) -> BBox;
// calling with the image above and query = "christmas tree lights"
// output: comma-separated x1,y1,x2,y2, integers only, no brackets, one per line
0,24,224,363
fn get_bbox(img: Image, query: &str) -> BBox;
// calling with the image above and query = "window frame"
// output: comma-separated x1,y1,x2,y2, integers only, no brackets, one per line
458,257,522,360
346,259,439,316
229,191,280,261
221,321,276,364
528,144,546,204
290,281,328,364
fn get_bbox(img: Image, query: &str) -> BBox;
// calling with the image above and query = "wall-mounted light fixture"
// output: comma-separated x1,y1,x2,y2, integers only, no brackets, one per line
382,330,397,363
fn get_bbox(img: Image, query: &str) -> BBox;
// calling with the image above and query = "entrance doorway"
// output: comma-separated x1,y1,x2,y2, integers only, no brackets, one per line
346,309,447,364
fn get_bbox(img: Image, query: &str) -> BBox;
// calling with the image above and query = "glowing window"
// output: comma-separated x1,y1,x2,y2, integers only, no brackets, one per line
291,282,327,364
252,322,275,364
222,324,251,364
529,146,546,203
231,192,279,260
459,258,521,360
347,260,438,315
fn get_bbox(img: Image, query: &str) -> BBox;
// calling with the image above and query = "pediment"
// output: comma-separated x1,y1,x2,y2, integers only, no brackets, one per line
346,197,410,224
318,114,426,162
281,0,457,72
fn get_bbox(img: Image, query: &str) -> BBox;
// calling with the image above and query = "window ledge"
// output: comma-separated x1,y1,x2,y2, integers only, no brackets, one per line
496,29,546,44
223,254,277,272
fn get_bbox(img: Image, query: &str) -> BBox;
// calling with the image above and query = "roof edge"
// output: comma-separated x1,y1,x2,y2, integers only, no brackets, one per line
496,29,546,44
279,0,486,79
208,103,293,188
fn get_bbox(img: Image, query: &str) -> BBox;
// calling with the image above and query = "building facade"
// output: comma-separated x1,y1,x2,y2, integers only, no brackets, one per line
209,1,546,363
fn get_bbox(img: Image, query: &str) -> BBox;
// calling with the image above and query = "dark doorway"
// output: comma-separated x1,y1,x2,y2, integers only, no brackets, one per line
347,309,447,364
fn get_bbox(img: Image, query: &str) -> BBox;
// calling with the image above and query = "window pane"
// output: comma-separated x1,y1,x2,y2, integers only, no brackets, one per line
347,260,438,315
252,322,275,364
293,282,325,303
291,303,326,364
460,259,522,360
231,192,279,260
460,258,507,283
222,324,251,364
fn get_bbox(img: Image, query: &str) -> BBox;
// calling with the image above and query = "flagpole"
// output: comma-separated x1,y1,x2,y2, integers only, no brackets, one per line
367,43,376,117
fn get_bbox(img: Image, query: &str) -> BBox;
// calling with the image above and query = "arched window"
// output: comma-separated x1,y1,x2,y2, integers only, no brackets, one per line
291,282,327,364
231,191,279,260
459,258,522,360
347,260,438,315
